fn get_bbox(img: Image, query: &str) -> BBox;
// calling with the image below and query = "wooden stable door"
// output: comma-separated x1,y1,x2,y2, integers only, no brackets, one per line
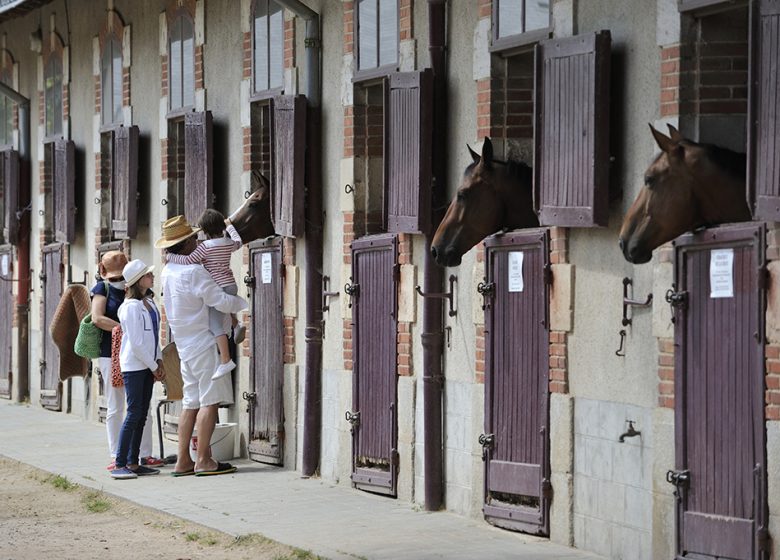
247,240,285,465
482,230,551,535
349,235,398,496
0,246,12,398
40,243,63,410
671,224,768,560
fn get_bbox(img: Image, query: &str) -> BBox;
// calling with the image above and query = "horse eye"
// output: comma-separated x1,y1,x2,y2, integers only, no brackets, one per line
644,175,655,188
456,191,467,201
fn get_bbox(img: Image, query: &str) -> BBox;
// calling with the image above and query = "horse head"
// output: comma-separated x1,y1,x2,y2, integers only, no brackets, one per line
619,124,750,264
431,138,537,267
229,169,276,243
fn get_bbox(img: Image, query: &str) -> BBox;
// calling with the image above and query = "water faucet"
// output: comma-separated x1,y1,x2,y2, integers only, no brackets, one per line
619,420,641,443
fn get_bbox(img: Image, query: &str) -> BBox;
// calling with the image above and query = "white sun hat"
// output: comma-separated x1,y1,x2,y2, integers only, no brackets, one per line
122,259,155,287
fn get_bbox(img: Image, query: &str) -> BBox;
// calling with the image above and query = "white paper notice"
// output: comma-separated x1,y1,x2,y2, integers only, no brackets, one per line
0,254,7,277
261,253,272,284
508,251,524,293
710,248,734,298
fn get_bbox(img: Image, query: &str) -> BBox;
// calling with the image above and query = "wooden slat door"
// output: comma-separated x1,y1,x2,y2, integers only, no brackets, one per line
672,224,768,560
53,139,75,244
385,69,433,234
1,149,19,245
272,95,306,238
111,125,139,239
534,31,611,227
184,110,213,223
40,243,63,410
483,230,550,535
248,239,284,465
350,234,398,496
0,246,12,398
748,0,780,221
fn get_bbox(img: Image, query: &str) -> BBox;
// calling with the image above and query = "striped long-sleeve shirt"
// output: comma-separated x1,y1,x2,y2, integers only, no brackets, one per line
166,224,243,288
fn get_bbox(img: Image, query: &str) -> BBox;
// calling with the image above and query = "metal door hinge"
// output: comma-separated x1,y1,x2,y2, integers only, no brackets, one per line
541,478,553,499
758,267,769,291
391,449,399,467
757,526,769,551
544,264,552,286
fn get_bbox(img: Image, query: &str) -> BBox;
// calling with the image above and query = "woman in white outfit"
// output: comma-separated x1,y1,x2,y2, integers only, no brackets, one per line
91,251,161,470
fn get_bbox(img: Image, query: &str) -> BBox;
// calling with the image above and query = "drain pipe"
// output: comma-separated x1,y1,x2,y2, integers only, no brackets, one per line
274,0,322,477
0,81,31,402
422,0,447,511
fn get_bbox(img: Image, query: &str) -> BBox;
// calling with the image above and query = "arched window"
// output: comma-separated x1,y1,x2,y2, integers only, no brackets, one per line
44,53,63,137
101,34,123,125
169,11,195,111
252,0,284,93
357,0,397,73
0,54,13,146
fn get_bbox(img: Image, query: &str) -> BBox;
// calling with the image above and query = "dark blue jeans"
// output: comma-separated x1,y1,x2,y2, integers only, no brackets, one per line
115,369,154,468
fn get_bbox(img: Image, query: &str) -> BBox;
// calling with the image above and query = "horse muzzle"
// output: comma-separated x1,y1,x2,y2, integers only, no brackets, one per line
619,237,652,265
431,245,462,267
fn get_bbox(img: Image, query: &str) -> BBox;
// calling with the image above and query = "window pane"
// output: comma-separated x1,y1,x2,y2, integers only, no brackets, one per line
45,57,62,136
101,42,112,125
358,0,377,70
269,1,284,90
525,0,549,32
170,18,182,110
498,0,523,38
0,97,8,144
112,39,123,123
254,5,269,91
182,17,195,107
378,0,397,67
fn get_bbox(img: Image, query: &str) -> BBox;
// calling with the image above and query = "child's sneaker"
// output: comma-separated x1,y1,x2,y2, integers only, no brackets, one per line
110,467,138,480
233,323,246,344
131,465,160,476
211,359,236,381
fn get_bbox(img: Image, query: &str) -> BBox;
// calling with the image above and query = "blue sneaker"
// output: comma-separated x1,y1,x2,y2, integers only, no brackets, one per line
110,467,138,480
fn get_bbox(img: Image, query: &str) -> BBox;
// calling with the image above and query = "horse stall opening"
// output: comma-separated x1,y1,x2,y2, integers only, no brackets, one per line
247,238,285,465
669,223,768,559
482,230,551,535
348,234,399,496
0,245,12,398
40,242,63,411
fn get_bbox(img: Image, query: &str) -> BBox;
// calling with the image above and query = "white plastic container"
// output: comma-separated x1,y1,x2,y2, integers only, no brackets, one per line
189,422,237,462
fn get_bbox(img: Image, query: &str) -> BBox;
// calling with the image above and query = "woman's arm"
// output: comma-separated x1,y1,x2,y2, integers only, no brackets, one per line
119,304,159,372
91,294,119,332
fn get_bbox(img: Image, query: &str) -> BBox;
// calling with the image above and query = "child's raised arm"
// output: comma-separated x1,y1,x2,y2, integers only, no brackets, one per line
166,243,207,265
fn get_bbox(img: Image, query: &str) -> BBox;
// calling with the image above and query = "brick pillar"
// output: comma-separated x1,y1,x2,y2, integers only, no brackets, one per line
549,227,569,394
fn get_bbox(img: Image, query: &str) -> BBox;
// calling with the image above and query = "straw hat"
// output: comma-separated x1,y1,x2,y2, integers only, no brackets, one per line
154,215,200,249
99,250,128,280
122,259,155,287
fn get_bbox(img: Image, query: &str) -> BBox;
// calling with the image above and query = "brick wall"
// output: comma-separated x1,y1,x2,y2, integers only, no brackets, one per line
657,337,675,409
548,227,569,394
397,233,412,376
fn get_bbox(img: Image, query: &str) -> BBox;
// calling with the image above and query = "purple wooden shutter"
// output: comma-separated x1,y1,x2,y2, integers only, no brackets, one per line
672,224,767,559
748,0,780,221
112,125,139,239
2,149,19,245
184,110,213,223
350,234,398,496
385,70,433,234
41,243,63,411
248,240,285,465
534,31,611,227
483,229,550,535
272,95,306,238
53,139,75,243
0,247,11,397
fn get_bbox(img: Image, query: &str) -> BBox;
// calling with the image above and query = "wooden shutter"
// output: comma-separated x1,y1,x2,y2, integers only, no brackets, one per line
1,149,19,245
748,0,780,221
385,69,433,234
53,139,75,243
534,31,611,227
272,95,306,238
111,125,139,239
184,110,213,223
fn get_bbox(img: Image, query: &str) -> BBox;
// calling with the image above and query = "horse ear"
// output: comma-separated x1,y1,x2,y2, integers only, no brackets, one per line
666,124,684,143
467,144,480,164
481,137,494,168
649,123,676,153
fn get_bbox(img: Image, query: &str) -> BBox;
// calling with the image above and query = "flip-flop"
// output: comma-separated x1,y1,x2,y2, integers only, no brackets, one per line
194,462,237,476
170,469,195,477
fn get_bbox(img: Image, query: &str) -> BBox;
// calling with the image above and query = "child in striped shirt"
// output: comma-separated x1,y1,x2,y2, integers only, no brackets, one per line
165,209,246,380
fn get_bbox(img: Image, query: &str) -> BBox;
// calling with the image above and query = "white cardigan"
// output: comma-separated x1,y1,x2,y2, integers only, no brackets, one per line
117,297,161,373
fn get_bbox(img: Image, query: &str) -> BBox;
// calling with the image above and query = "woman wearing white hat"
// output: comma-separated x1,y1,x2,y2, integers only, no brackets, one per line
111,260,165,480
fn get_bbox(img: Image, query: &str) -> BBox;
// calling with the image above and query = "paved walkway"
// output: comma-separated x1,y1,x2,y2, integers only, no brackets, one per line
0,400,601,559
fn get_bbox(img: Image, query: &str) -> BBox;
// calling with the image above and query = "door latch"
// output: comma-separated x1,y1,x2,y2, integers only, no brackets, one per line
345,410,360,433
478,433,494,461
665,287,688,323
477,281,495,310
241,391,256,414
344,282,359,308
666,469,690,499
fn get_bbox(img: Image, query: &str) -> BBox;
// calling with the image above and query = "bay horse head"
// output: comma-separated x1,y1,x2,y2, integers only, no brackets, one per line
618,124,751,264
431,137,538,267
229,169,276,243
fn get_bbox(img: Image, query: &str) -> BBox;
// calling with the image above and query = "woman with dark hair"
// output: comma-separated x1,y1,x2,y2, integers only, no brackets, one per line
110,260,165,480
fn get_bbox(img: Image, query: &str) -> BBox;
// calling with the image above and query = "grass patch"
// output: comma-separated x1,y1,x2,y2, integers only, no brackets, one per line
273,549,323,560
184,531,219,546
47,474,77,491
232,534,273,547
185,532,200,542
83,491,112,513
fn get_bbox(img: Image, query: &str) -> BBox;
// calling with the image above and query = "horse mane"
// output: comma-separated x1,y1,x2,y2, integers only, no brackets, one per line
463,158,533,188
698,143,746,182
